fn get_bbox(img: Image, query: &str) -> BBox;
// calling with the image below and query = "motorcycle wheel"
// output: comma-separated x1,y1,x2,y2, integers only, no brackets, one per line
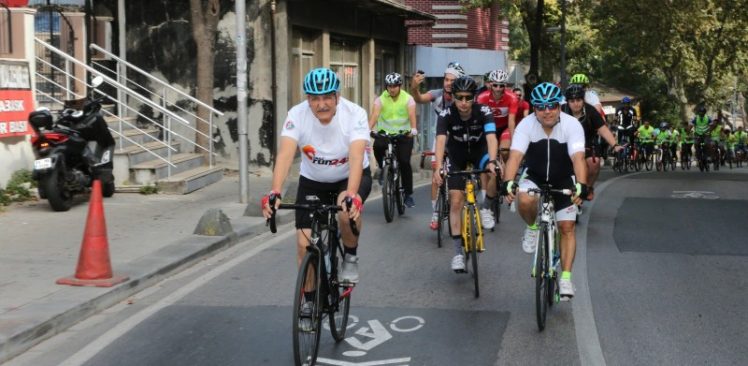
103,180,116,198
43,168,73,211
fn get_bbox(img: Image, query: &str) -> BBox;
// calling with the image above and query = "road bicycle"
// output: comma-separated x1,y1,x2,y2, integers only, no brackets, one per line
680,142,693,170
421,151,450,248
695,136,711,172
267,194,358,366
517,185,572,331
490,149,508,228
446,168,487,298
373,131,409,223
736,145,746,168
640,142,654,171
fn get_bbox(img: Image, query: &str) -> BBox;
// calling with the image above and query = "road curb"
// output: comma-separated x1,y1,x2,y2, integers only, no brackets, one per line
0,209,293,364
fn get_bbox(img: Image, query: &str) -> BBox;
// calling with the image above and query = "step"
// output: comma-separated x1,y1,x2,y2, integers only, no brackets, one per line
114,127,161,148
105,115,138,131
156,166,224,194
130,152,206,184
114,140,181,166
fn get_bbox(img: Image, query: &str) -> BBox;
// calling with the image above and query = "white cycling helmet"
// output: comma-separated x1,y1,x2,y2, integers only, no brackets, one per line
487,69,509,83
384,72,403,86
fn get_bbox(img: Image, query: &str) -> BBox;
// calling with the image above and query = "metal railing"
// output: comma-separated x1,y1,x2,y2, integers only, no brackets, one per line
34,38,223,177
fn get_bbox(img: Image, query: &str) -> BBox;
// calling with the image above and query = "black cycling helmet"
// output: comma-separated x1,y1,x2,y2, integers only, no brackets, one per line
451,76,477,95
697,105,707,114
564,84,585,100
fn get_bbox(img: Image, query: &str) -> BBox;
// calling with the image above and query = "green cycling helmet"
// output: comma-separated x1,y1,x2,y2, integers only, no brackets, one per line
570,73,590,85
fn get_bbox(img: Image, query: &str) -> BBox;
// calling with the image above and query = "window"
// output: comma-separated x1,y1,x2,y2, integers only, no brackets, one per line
330,39,361,104
290,28,320,105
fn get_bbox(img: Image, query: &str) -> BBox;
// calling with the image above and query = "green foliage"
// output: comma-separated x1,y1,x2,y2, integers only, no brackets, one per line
0,169,35,206
139,184,160,195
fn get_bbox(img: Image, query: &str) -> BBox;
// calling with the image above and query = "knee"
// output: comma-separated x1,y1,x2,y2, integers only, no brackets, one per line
558,222,575,236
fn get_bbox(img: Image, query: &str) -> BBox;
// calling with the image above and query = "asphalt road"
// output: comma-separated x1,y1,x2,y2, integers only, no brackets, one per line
7,168,748,366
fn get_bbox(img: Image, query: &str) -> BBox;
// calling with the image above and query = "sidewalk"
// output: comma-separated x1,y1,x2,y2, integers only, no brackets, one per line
0,161,431,363
0,168,293,363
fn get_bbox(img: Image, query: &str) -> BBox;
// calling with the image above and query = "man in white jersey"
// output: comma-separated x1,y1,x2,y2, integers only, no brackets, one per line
262,68,372,288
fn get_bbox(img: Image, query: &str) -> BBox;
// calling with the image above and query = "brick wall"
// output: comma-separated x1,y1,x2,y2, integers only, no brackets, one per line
405,0,509,51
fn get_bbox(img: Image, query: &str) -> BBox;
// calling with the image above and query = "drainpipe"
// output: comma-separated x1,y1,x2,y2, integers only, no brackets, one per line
270,0,278,159
237,0,249,203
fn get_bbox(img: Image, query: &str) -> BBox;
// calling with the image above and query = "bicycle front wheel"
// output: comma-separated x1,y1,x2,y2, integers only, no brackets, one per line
436,186,445,248
535,223,549,332
395,169,405,215
328,251,351,342
469,206,480,298
293,253,322,366
382,164,395,222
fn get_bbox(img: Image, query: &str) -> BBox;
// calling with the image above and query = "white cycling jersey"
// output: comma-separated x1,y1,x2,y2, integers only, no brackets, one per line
585,90,601,107
281,97,370,183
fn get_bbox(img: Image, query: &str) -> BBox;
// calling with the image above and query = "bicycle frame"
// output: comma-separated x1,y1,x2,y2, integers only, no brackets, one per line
525,189,560,279
461,175,485,253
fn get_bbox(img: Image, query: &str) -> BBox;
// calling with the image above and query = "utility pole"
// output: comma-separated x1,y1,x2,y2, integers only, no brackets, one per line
236,0,249,203
559,0,567,89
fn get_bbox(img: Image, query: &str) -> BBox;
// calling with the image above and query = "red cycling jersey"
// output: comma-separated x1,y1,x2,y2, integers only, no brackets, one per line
476,89,519,130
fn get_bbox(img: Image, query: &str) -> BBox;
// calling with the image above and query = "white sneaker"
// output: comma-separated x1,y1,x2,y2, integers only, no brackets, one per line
340,254,359,284
522,226,539,254
479,208,495,230
451,254,466,272
559,278,575,301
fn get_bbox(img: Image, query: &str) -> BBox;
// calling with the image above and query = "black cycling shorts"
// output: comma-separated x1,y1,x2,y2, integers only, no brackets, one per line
446,143,490,191
294,167,372,229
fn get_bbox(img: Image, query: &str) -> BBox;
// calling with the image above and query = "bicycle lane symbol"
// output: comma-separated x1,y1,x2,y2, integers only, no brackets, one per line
317,315,425,366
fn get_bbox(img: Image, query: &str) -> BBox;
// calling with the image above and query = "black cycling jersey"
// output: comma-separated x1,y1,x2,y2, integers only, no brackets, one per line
562,102,605,147
615,105,637,127
435,103,497,152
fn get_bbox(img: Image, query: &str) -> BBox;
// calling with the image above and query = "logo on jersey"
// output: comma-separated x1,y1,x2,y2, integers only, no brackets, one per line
302,145,316,160
284,120,295,130
301,144,348,166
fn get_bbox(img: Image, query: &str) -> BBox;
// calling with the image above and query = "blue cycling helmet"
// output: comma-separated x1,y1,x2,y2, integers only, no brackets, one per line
622,96,631,104
303,68,340,95
530,82,563,105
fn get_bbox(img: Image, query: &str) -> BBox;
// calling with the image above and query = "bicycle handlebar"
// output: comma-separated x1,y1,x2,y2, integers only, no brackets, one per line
518,187,573,196
266,196,359,236
446,169,489,177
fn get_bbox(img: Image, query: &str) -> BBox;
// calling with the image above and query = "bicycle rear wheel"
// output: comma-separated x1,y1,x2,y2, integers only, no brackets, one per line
382,164,395,222
469,206,480,298
293,253,322,366
535,223,549,332
327,249,351,342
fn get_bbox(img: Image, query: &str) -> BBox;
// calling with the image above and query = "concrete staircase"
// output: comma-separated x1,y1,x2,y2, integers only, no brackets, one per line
106,106,223,194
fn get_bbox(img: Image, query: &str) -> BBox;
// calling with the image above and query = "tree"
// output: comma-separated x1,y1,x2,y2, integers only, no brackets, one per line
189,0,220,154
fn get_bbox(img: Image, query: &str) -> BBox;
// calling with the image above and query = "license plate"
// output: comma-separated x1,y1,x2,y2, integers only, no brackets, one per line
34,158,53,170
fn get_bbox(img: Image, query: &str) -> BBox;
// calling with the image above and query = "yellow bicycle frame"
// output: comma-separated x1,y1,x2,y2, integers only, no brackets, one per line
461,176,485,253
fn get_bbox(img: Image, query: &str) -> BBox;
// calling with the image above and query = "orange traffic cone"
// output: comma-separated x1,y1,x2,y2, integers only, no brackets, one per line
57,180,128,287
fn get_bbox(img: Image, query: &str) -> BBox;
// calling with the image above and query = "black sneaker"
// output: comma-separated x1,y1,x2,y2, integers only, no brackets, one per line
404,195,415,208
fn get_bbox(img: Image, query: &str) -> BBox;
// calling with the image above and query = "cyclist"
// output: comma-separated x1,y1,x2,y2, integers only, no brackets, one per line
432,76,499,272
410,62,467,230
569,73,605,118
637,120,656,161
513,87,531,118
476,69,519,229
655,122,676,164
369,72,418,207
501,82,589,300
735,126,747,158
725,127,738,164
561,84,622,200
261,67,372,287
680,124,695,165
691,105,715,164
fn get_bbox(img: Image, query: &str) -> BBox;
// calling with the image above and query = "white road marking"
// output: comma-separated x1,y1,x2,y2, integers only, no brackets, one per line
574,172,644,366
316,357,411,366
58,227,295,366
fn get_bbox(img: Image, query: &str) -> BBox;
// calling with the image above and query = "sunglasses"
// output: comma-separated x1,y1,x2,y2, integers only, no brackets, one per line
492,83,506,88
533,102,560,111
454,95,474,102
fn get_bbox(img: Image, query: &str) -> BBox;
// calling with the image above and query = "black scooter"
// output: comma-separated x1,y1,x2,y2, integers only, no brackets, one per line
28,76,116,211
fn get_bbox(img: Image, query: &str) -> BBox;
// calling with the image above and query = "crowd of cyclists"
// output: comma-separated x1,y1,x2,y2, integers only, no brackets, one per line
261,62,748,323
